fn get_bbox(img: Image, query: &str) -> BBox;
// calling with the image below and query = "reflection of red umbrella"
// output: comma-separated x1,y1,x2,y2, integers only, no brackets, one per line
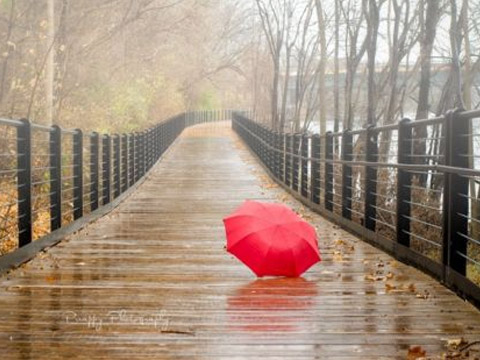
223,200,321,277
227,278,318,332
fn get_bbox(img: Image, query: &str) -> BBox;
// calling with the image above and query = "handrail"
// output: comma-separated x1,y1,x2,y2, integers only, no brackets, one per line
0,109,241,263
233,109,480,307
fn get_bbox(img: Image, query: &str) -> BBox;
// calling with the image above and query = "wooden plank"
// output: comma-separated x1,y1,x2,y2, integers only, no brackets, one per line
0,122,479,359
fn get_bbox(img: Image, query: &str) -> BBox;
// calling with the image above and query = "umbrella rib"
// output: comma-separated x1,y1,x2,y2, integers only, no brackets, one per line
277,225,320,259
258,225,279,276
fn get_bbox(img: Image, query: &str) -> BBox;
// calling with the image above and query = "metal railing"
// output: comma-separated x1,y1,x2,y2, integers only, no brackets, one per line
233,109,480,306
0,109,237,260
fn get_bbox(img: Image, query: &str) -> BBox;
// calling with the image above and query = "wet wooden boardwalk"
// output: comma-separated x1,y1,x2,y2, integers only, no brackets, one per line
1,122,480,359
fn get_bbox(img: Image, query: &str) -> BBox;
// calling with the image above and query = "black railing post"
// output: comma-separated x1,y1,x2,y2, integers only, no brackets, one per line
113,135,121,198
73,129,84,220
90,132,99,211
311,134,321,204
17,119,32,247
140,131,145,176
272,131,278,177
269,129,275,173
143,130,148,172
135,133,141,181
301,134,309,198
262,126,267,163
102,135,111,205
443,109,469,276
156,125,160,160
122,134,128,193
285,134,292,187
144,130,149,171
149,128,153,168
325,131,333,211
267,129,273,172
258,125,263,162
396,118,412,247
256,124,261,157
364,125,378,231
50,125,62,231
147,128,151,167
153,126,157,161
129,134,135,187
279,133,285,182
159,124,164,155
141,131,146,177
150,128,154,166
292,134,301,192
342,130,353,219
275,132,282,179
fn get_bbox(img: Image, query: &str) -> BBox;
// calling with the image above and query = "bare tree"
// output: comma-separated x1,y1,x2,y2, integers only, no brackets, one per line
340,0,368,130
314,0,327,134
255,0,286,130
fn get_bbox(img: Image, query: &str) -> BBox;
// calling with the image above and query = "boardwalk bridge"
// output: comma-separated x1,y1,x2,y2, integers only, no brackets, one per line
1,110,480,359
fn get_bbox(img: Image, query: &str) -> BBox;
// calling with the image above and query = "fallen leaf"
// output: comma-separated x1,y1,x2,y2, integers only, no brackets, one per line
321,270,334,275
365,274,383,282
407,345,426,360
333,251,343,262
415,290,430,300
45,275,57,283
335,239,345,246
385,283,396,292
405,283,416,293
446,338,467,349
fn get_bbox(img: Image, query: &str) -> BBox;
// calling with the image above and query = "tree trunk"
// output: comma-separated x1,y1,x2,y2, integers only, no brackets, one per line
45,0,55,125
365,0,380,126
414,0,440,185
314,0,327,135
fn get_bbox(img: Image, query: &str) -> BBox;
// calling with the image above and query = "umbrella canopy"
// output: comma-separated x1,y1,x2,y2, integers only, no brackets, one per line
223,200,321,277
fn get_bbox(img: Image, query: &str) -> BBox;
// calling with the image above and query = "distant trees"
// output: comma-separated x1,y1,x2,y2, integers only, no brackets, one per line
251,0,480,133
0,0,251,131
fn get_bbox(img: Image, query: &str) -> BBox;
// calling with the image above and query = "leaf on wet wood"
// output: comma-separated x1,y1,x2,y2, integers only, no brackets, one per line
333,251,343,262
407,284,417,293
385,283,396,292
45,275,58,283
365,274,383,282
415,290,430,300
320,270,334,275
406,345,427,360
446,338,467,349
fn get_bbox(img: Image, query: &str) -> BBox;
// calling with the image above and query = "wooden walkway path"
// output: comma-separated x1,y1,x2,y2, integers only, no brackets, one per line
1,122,480,359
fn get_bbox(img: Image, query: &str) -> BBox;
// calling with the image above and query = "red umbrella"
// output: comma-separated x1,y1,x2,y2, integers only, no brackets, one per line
223,200,321,277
